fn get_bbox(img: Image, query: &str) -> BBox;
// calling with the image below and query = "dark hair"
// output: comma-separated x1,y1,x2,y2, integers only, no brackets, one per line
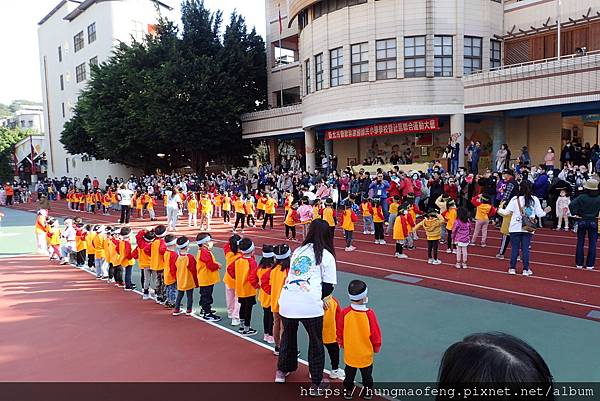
120,227,131,236
176,236,189,247
437,332,553,397
228,234,242,253
238,238,254,253
275,244,291,270
456,207,469,223
348,279,367,296
302,219,335,265
518,180,534,207
258,244,275,269
164,234,176,244
195,232,212,243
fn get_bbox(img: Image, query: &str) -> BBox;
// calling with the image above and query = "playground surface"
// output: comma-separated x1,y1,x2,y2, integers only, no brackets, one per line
1,204,599,396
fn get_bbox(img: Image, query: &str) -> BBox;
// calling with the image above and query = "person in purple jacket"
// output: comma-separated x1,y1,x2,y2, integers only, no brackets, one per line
452,208,471,269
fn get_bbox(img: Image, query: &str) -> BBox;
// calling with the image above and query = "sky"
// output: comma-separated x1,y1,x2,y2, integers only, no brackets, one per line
0,0,266,105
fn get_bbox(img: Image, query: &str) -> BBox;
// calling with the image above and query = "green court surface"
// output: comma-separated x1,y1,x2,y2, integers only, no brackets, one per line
2,207,600,382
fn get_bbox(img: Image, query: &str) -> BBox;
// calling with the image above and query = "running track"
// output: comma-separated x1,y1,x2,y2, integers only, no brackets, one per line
11,201,600,322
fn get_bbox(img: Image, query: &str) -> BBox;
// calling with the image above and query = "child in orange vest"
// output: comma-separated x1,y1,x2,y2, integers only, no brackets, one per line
372,198,386,245
322,198,337,240
232,193,247,233
222,192,232,224
200,193,213,230
470,194,497,247
337,280,382,397
75,222,87,267
361,198,374,235
228,238,258,336
262,193,276,230
187,193,198,227
163,234,178,307
173,236,199,316
143,225,167,303
393,207,415,259
443,199,458,253
284,202,300,241
270,244,290,355
47,218,61,260
255,244,275,344
85,224,96,270
224,234,242,326
341,203,358,252
196,232,221,321
118,226,136,290
323,294,345,380
245,196,256,228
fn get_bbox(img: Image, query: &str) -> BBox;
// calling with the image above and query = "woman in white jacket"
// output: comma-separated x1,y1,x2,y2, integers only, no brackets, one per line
498,181,550,276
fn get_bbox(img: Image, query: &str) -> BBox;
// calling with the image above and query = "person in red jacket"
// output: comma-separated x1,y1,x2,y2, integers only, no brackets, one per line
337,280,382,398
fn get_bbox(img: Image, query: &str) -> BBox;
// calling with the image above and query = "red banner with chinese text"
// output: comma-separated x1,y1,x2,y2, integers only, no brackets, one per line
325,118,440,141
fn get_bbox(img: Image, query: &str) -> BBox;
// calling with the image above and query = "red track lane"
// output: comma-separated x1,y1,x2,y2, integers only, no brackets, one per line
0,254,312,388
10,201,600,321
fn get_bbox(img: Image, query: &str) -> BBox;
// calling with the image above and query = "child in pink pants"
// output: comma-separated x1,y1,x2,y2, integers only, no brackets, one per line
470,194,496,247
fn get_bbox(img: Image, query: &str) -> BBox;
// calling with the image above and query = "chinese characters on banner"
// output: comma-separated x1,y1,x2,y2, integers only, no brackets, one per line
325,118,440,141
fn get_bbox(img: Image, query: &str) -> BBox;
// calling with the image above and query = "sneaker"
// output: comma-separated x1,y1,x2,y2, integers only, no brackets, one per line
576,265,583,269
363,230,368,235
266,335,275,344
309,381,330,397
242,328,258,336
427,258,433,264
185,309,193,316
238,326,245,334
452,249,457,254
461,263,468,269
379,240,386,245
347,246,356,251
508,268,516,275
455,263,461,269
522,269,533,276
231,318,241,326
263,333,268,342
172,309,185,316
344,247,351,251
496,254,504,259
273,346,280,356
394,252,401,258
432,259,442,265
480,243,487,248
142,293,150,300
586,266,595,271
274,370,289,383
397,253,408,259
101,276,109,280
446,248,452,254
343,389,353,400
329,368,346,380
202,313,221,322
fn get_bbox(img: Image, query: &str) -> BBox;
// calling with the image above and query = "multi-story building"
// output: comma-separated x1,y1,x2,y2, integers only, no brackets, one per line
242,0,600,172
38,0,175,179
1,105,45,133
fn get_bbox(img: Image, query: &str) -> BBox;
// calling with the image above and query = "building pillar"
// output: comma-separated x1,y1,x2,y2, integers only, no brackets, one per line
324,139,333,157
492,113,506,170
451,113,465,167
304,128,316,172
268,138,277,167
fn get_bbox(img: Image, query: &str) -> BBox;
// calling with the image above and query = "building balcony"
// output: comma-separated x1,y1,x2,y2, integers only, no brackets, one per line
464,50,600,113
241,103,303,139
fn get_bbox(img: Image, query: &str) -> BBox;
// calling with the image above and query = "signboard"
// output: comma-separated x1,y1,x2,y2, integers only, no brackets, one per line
582,114,600,122
325,118,440,141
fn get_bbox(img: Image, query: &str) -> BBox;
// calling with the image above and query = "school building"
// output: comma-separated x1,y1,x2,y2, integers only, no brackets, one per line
241,0,600,172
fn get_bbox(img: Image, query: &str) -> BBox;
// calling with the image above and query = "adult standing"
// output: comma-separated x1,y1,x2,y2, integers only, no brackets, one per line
569,179,600,270
117,184,134,224
495,144,509,172
321,155,329,176
560,142,574,168
165,187,182,231
470,141,482,175
499,181,550,276
275,219,337,394
450,141,460,175
544,147,556,172
369,173,391,219
106,175,113,189
82,175,91,191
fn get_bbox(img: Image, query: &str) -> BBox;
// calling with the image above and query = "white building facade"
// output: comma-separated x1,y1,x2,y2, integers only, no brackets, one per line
242,0,600,172
38,0,175,179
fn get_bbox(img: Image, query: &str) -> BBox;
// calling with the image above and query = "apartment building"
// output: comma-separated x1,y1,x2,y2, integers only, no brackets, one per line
242,0,600,172
38,0,175,179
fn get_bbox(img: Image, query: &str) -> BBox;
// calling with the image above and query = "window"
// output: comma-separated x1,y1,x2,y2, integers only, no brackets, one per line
404,36,426,77
305,59,311,94
464,36,482,74
73,31,84,52
376,38,397,80
330,47,344,87
87,22,96,44
298,9,308,30
131,20,144,41
351,43,368,83
89,56,98,68
61,102,65,118
348,0,368,5
75,62,86,83
58,46,62,62
434,35,453,77
490,39,501,69
315,53,323,90
314,1,323,19
60,75,64,91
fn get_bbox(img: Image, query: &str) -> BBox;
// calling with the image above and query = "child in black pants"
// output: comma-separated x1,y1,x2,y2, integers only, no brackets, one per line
256,244,275,343
338,280,382,399
230,238,258,336
323,295,345,379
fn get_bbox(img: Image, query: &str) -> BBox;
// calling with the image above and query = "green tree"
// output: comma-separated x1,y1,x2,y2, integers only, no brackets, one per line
0,103,11,118
0,126,30,181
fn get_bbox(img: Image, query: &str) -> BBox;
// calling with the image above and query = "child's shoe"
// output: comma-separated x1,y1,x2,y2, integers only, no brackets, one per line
397,253,407,259
202,313,221,322
455,263,461,269
462,263,468,269
329,368,346,380
172,309,185,316
266,335,275,344
379,240,386,245
273,346,280,356
242,328,257,336
427,258,433,264
446,248,452,254
231,318,241,326
432,259,442,265
185,309,193,316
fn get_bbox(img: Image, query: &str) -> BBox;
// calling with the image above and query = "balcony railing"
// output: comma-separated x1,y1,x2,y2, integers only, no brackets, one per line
241,103,302,122
464,50,600,111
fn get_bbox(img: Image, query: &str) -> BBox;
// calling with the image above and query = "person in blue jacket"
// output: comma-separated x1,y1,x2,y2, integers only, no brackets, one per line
369,173,390,220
